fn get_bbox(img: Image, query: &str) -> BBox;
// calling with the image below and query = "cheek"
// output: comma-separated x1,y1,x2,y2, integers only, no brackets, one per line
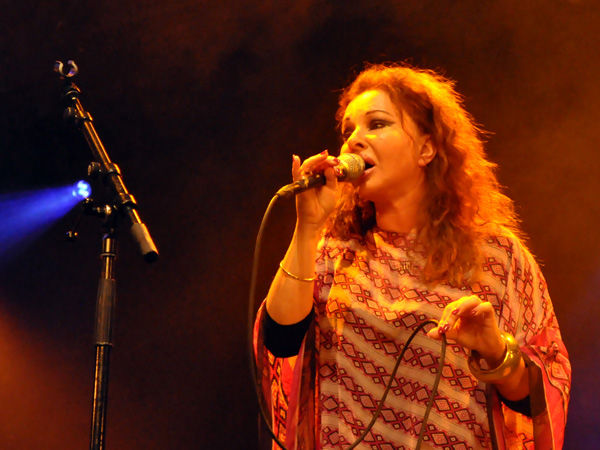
384,130,414,150
381,135,415,162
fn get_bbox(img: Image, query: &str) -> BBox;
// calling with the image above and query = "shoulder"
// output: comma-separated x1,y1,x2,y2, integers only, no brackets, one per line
479,228,543,284
481,228,534,263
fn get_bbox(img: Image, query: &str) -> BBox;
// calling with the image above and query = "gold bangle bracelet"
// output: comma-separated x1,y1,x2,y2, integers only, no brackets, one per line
468,332,522,383
279,261,316,282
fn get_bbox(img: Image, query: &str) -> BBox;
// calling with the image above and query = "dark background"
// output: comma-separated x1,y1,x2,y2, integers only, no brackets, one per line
0,1,597,448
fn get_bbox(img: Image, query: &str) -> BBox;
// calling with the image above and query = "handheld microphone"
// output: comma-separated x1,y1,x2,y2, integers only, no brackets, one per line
276,153,365,198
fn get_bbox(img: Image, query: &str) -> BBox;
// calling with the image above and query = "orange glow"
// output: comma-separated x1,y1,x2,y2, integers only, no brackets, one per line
0,305,89,448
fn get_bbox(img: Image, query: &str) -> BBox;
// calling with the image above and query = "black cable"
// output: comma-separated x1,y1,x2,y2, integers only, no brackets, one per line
247,193,288,450
248,193,448,450
345,319,447,450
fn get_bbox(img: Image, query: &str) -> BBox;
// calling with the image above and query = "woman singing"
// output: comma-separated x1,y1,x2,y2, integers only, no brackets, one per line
255,63,570,449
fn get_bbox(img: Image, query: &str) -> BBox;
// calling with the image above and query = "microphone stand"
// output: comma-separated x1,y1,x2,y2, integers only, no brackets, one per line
55,60,158,450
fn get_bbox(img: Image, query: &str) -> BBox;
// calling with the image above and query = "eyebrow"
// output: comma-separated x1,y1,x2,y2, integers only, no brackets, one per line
366,109,392,116
343,109,393,122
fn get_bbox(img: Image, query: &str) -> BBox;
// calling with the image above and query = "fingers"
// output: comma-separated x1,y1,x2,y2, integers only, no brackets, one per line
294,150,343,180
446,295,483,322
291,151,342,227
297,150,328,176
427,295,505,362
427,294,484,340
292,154,302,182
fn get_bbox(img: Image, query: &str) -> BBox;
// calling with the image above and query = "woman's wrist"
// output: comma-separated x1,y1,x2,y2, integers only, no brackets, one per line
476,334,507,369
468,333,523,384
279,261,316,282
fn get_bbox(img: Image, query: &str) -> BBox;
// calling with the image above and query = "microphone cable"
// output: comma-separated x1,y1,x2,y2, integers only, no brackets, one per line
247,192,448,450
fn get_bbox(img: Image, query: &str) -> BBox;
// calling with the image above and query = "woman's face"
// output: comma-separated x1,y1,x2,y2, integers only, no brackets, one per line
340,89,433,205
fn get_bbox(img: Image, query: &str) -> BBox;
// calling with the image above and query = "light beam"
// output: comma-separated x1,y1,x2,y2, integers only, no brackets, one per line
0,181,92,263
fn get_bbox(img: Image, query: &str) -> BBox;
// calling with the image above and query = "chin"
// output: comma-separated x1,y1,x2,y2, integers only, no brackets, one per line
356,185,380,203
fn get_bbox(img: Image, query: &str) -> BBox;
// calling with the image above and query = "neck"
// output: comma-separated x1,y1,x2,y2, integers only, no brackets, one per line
374,188,426,234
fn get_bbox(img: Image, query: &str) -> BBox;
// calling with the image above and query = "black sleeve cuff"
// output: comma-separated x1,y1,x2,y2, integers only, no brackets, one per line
263,308,313,358
498,393,532,417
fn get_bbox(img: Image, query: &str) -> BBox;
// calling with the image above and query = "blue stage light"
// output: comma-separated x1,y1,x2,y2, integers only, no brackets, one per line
72,180,91,199
0,182,91,265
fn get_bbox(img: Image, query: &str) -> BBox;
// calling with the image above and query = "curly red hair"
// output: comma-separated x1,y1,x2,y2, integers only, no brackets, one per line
324,63,524,285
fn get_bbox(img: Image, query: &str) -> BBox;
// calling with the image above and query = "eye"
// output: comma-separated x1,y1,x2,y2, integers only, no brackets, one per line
370,119,391,130
341,128,354,142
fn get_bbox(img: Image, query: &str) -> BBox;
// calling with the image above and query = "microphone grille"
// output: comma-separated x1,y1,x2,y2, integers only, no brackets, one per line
339,153,365,181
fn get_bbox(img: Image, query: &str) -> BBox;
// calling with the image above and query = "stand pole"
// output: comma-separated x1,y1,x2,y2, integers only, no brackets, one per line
90,233,117,450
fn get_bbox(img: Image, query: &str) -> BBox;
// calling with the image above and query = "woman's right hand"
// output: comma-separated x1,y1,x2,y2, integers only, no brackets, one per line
292,151,341,232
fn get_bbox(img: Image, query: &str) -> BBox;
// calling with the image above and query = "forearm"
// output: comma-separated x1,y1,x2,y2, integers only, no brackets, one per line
493,353,530,401
265,223,321,325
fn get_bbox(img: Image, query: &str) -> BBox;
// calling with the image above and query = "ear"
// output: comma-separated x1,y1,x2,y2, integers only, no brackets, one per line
417,136,436,167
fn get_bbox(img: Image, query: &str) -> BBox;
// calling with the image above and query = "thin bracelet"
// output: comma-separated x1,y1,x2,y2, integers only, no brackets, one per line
468,332,522,383
279,261,316,282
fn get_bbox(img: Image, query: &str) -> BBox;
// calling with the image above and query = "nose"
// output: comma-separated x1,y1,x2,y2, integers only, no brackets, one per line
346,127,367,152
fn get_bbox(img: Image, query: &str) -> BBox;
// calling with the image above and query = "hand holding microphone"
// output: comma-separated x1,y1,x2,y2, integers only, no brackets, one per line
276,153,365,199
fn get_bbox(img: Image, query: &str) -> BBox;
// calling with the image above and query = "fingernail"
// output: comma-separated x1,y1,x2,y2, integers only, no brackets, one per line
333,157,341,164
471,308,478,316
452,308,460,316
441,324,450,333
320,150,329,155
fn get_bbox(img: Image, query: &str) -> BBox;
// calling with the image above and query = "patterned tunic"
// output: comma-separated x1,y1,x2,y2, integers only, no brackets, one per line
255,228,570,450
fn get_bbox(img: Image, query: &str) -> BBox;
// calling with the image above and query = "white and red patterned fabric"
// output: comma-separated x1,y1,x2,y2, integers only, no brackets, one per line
254,228,570,449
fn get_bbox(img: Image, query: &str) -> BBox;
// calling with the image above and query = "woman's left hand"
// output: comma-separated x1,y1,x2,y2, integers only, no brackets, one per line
427,295,506,367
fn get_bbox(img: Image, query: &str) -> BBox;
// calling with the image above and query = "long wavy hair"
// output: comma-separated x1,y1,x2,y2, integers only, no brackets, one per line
324,63,524,285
